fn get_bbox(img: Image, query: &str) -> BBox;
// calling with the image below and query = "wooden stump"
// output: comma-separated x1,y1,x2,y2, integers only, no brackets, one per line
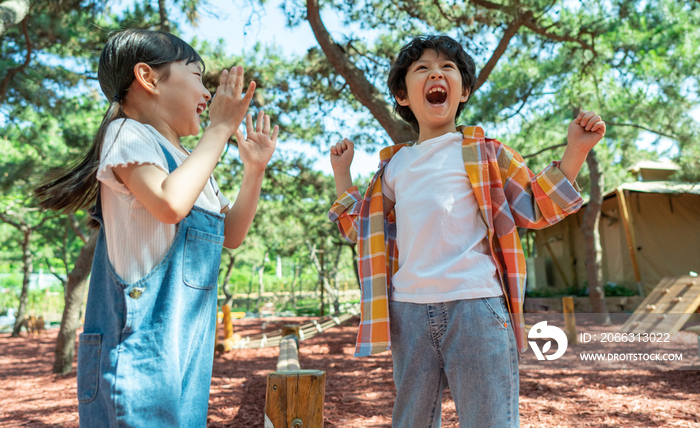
265,370,326,428
563,296,578,344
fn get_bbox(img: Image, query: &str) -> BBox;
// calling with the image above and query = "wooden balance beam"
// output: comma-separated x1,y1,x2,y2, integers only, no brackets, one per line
264,325,326,428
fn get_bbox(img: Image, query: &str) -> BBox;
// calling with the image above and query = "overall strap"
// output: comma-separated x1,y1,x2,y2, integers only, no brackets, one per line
158,143,178,173
159,143,220,197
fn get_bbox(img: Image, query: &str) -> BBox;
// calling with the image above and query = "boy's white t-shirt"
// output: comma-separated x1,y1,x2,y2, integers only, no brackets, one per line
96,118,230,284
381,131,503,303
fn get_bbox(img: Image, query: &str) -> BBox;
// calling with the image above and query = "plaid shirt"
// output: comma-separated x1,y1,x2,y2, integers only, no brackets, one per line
329,126,583,357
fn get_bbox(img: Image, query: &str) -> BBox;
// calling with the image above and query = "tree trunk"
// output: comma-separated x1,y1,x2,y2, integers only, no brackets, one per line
289,263,302,306
581,149,610,324
12,228,33,337
256,251,268,312
53,229,98,375
158,0,170,32
221,252,236,306
305,0,417,144
0,0,29,36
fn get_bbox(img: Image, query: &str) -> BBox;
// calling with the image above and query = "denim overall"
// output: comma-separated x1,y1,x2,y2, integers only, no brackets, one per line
77,145,225,427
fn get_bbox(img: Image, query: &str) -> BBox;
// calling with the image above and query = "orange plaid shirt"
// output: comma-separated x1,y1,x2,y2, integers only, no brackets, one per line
329,126,583,357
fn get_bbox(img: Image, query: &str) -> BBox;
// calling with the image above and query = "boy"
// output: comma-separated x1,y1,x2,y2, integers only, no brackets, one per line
328,35,604,427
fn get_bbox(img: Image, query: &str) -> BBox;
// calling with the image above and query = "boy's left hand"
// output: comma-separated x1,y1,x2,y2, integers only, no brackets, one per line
567,110,606,153
236,110,278,172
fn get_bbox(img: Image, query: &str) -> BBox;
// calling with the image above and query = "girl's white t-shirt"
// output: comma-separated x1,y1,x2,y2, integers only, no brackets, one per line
96,118,230,284
381,131,503,303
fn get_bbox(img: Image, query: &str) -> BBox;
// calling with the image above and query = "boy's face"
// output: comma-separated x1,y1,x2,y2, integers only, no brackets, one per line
397,50,470,136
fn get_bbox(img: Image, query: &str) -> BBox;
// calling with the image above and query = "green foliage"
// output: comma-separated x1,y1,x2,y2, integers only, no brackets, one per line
525,283,636,298
3,0,699,313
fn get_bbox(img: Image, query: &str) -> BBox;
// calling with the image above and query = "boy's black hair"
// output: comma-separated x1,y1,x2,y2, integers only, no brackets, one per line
387,35,477,133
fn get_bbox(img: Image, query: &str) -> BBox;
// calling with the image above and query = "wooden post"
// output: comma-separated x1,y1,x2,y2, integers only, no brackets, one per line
318,250,325,317
616,188,644,296
265,370,326,428
562,296,578,344
222,304,234,340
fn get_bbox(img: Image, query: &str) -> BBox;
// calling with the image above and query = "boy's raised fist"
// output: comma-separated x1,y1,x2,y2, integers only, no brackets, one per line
330,138,355,171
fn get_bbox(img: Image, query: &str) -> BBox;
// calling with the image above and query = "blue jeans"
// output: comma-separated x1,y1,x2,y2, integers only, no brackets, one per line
77,146,225,427
389,297,519,428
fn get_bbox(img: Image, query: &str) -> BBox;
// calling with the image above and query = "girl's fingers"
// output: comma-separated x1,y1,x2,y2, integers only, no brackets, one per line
271,125,279,143
235,128,245,145
588,115,601,131
233,65,243,92
219,69,229,88
245,113,254,135
263,114,270,135
256,110,264,132
242,81,256,106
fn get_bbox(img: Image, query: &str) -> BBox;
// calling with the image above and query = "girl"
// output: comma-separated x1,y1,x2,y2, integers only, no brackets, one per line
36,29,278,427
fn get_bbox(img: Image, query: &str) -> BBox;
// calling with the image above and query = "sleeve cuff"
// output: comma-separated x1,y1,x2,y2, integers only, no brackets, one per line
328,185,361,221
538,161,584,212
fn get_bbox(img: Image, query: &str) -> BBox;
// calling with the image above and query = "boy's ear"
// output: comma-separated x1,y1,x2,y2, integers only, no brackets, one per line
460,88,470,103
133,63,159,95
396,90,410,107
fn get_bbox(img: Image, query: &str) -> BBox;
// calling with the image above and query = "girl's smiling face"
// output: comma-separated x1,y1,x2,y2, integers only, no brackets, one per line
155,60,211,138
396,50,470,141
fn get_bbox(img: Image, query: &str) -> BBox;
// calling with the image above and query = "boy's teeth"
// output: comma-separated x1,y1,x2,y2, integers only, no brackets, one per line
426,87,447,104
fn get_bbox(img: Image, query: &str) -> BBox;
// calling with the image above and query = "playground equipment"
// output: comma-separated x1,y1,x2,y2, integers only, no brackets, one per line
216,305,359,352
264,325,325,428
215,305,359,427
620,275,700,335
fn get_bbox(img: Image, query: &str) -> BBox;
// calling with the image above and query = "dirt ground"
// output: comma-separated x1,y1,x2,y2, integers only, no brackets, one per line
1,316,699,428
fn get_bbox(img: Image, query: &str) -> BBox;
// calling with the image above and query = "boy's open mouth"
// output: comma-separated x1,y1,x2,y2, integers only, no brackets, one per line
426,87,447,104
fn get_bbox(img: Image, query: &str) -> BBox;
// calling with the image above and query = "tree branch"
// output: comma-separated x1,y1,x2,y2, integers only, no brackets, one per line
606,121,680,141
522,17,594,51
45,257,67,287
68,213,88,244
0,211,25,230
158,0,170,33
306,0,418,144
0,17,31,103
474,11,531,91
522,142,567,159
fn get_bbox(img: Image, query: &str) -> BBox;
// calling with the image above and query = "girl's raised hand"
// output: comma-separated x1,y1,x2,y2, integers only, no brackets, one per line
209,65,256,136
235,111,278,172
330,138,354,172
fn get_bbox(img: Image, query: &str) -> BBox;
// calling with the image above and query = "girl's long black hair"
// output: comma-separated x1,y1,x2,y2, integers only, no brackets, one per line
35,29,204,218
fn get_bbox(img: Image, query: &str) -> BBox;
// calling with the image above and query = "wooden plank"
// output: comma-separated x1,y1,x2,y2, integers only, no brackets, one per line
265,370,326,428
277,335,300,372
620,276,700,335
616,188,643,295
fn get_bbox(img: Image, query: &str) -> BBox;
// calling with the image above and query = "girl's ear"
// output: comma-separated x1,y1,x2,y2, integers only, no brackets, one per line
133,63,159,95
